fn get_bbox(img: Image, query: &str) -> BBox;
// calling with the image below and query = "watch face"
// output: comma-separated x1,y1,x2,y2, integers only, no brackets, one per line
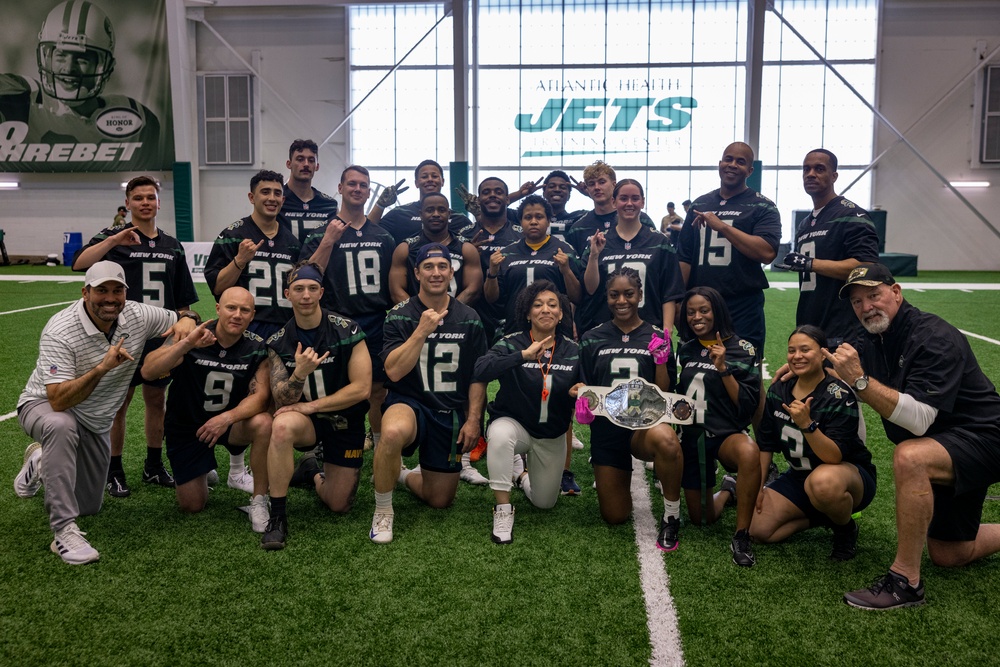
854,377,868,391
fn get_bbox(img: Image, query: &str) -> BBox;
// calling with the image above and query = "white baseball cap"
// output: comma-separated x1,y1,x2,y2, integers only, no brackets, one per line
85,260,129,288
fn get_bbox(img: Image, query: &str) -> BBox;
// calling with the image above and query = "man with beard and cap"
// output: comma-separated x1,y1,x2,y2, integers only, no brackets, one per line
14,261,195,564
827,264,1000,610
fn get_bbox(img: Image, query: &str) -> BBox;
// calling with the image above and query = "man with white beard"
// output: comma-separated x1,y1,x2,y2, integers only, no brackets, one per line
825,263,1000,610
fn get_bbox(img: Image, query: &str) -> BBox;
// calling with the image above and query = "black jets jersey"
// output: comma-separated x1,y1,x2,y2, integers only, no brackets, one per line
380,201,474,245
204,217,301,327
401,232,472,299
267,309,369,420
858,301,1000,446
580,320,665,442
463,220,523,340
677,188,781,298
381,296,487,412
793,197,880,344
279,185,339,244
758,373,875,479
549,209,586,245
164,324,268,434
74,224,198,309
473,332,580,439
579,225,684,332
495,236,581,333
301,219,395,316
676,335,760,436
564,209,655,257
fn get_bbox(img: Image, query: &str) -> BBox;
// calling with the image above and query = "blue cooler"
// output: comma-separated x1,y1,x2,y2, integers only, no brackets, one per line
63,232,82,267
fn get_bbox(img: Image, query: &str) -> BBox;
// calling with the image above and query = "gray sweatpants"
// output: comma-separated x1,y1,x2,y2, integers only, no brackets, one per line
18,400,109,532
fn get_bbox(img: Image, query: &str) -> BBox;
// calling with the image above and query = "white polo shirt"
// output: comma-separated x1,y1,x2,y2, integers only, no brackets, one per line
18,299,176,433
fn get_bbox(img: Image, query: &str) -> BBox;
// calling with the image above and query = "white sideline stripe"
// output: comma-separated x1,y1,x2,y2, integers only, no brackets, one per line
0,411,17,422
0,301,75,316
631,457,685,667
960,329,1000,346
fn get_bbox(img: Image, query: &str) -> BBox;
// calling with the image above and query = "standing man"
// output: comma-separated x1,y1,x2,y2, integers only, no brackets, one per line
72,176,200,498
463,177,523,343
370,243,488,543
565,161,655,258
776,148,880,348
541,170,585,244
14,261,193,564
388,193,483,306
262,262,372,550
279,139,339,244
205,170,301,340
828,264,1000,609
677,142,781,352
369,159,473,244
301,165,395,459
139,287,272,533
660,202,684,247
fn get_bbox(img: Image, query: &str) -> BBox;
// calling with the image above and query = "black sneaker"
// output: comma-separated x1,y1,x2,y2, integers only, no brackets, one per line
656,516,680,552
289,452,322,488
844,571,925,610
830,519,859,561
720,474,737,508
142,462,175,487
106,469,131,498
731,529,755,567
765,461,780,486
261,515,288,551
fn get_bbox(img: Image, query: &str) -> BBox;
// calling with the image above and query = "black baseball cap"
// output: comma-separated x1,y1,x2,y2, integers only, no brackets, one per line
415,242,451,266
839,262,895,298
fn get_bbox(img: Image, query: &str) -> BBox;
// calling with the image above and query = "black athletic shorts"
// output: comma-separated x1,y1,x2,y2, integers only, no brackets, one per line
589,420,636,472
767,464,876,528
165,425,247,486
680,430,745,491
354,311,387,383
383,391,464,474
926,427,1000,541
294,413,366,469
130,338,172,388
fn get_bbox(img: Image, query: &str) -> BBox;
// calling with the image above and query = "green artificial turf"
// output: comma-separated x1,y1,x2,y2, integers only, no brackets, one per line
1,272,999,667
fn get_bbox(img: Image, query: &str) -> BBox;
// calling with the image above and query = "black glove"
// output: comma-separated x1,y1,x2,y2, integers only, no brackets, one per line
774,251,813,273
376,179,409,208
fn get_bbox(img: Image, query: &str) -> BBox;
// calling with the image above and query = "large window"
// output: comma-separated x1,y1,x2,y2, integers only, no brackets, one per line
349,0,877,241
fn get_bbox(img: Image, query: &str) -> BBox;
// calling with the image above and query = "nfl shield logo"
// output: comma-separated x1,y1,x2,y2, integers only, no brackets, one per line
303,203,309,210
219,350,227,358
149,240,155,247
48,365,58,374
622,335,629,342
268,240,275,247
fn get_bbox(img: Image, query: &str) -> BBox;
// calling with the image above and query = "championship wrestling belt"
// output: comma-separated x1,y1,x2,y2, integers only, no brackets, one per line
577,377,703,429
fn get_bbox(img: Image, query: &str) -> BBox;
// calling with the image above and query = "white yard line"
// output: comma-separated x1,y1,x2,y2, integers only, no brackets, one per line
631,458,685,667
0,301,75,316
0,411,17,422
960,329,1000,346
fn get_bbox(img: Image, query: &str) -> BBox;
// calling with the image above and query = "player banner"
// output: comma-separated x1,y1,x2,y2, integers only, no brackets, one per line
0,0,174,173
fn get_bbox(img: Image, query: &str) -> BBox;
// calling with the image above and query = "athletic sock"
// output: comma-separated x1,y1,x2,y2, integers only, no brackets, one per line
495,503,512,513
229,452,245,475
374,490,393,512
833,517,857,534
461,452,473,468
145,447,161,467
372,432,381,448
271,495,287,518
110,455,124,473
520,473,533,503
663,497,681,521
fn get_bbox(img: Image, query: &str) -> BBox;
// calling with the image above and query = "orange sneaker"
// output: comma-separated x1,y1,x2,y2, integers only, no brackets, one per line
469,436,488,462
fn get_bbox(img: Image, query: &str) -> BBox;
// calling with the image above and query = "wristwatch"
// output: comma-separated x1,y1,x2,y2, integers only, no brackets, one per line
853,374,869,391
804,420,820,433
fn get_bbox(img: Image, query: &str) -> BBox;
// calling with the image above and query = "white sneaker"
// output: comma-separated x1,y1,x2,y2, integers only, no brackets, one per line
491,505,515,544
206,469,219,487
460,465,489,485
512,454,525,480
249,494,269,533
50,522,100,565
228,467,255,494
645,461,655,470
571,434,585,450
14,442,43,498
370,511,394,543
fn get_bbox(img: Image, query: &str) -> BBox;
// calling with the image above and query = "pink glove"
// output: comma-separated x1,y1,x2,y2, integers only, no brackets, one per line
648,332,671,365
575,396,595,424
